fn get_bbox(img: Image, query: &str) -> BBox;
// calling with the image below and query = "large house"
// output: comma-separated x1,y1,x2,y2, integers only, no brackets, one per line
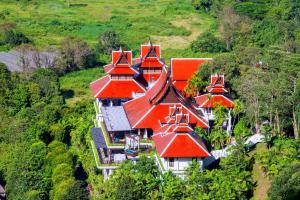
90,43,234,178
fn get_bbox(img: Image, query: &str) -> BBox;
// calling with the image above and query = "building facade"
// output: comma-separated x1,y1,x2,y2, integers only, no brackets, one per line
90,43,234,178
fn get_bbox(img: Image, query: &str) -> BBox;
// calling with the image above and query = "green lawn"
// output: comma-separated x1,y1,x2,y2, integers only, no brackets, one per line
0,0,217,59
59,67,104,105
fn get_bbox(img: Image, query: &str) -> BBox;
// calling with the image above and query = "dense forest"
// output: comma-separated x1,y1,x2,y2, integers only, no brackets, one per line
0,0,300,199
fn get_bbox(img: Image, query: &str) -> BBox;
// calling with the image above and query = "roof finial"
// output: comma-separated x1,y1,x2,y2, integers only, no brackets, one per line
148,37,152,47
119,46,123,52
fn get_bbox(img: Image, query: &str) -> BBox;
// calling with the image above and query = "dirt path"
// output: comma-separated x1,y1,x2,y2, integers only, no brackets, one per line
250,143,271,200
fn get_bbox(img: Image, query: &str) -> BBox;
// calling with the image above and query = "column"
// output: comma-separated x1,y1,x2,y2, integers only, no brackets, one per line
138,129,141,136
110,99,113,107
143,128,148,139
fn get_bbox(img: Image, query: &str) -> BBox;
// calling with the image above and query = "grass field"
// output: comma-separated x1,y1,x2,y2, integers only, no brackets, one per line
0,0,217,58
59,67,104,105
249,143,270,200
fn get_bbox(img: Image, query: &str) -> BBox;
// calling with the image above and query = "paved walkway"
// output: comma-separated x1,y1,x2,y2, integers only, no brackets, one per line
204,134,265,167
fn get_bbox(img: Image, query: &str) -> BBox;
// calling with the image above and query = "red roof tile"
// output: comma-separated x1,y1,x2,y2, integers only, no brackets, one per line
112,51,132,65
207,87,228,93
90,75,110,97
141,44,161,58
195,94,234,108
140,58,164,68
171,58,212,81
90,77,146,98
210,74,224,86
152,132,210,158
108,66,138,75
104,64,114,73
123,68,209,129
173,80,188,93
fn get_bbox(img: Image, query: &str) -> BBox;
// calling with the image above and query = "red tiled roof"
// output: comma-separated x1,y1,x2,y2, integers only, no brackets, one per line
152,132,210,158
104,64,113,73
207,87,228,93
173,125,193,132
195,94,234,108
112,51,132,65
141,44,161,58
123,68,209,129
140,58,164,68
210,74,224,86
173,80,188,93
171,58,212,81
90,76,146,98
108,66,138,75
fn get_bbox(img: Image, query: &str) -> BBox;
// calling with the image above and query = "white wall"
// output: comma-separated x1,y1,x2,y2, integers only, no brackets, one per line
161,157,203,172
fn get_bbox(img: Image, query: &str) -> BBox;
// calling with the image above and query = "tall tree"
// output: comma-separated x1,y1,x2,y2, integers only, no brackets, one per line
219,6,241,50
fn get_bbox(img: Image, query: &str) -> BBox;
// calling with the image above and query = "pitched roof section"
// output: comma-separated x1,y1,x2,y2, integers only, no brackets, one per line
108,66,138,75
210,74,224,86
90,76,146,98
206,74,228,93
152,130,210,158
136,43,164,69
112,50,132,65
141,43,161,58
171,58,212,81
195,94,234,108
105,50,139,75
123,67,209,129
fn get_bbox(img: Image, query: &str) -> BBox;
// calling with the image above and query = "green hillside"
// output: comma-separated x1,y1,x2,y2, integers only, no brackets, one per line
1,1,300,200
0,0,216,58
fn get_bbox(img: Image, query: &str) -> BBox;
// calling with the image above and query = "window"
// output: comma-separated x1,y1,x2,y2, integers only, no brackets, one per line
169,158,174,167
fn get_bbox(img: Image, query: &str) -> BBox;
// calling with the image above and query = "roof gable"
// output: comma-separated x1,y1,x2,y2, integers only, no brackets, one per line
123,68,209,129
112,50,132,65
141,44,161,58
195,94,234,108
90,77,146,98
153,132,210,158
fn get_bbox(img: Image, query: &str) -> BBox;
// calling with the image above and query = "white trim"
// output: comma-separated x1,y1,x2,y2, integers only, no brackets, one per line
140,44,162,59
111,50,132,64
195,94,210,107
196,94,234,108
214,94,234,105
187,134,211,156
207,87,228,93
132,105,156,128
210,74,225,85
173,125,193,132
103,64,112,70
161,134,177,157
94,79,112,98
181,104,209,128
165,125,174,133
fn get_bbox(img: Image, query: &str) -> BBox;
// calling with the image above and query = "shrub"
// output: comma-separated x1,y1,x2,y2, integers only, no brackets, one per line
96,30,125,55
3,29,31,46
191,32,226,53
268,162,300,200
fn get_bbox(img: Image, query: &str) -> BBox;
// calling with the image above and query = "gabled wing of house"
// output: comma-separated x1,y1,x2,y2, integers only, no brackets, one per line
195,75,234,108
171,58,212,93
152,123,210,158
123,67,209,130
90,49,145,99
